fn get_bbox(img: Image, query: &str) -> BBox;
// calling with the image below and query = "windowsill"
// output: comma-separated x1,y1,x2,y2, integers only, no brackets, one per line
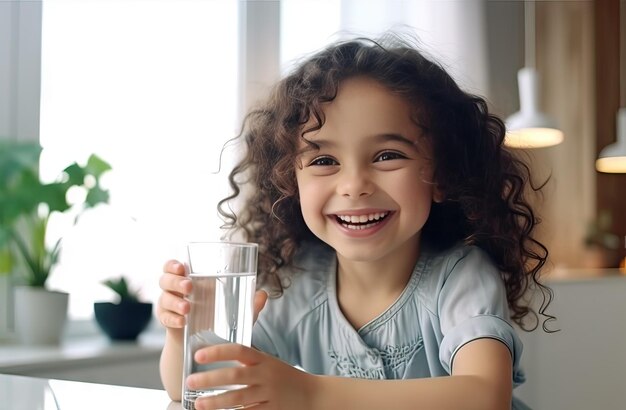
0,323,165,374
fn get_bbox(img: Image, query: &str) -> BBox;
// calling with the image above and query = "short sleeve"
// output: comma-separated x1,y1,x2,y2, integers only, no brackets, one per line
437,247,524,385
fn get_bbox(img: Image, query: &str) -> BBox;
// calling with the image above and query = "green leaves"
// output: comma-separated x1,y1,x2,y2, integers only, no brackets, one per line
63,163,86,186
0,245,14,275
102,276,140,303
0,139,112,288
63,154,111,210
0,140,41,187
0,155,43,225
86,185,110,208
85,154,112,177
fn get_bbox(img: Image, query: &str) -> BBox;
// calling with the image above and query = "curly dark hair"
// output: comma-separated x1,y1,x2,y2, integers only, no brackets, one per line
219,35,555,332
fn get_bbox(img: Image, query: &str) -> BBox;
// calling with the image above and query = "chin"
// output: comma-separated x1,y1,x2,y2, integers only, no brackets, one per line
333,245,387,263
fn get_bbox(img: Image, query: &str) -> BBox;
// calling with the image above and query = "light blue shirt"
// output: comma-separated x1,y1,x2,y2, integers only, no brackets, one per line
252,242,530,409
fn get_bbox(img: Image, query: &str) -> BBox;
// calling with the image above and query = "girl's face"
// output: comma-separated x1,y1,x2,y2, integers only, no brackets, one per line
295,76,438,264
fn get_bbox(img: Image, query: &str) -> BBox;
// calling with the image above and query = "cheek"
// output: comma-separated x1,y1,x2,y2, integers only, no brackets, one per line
389,169,433,198
390,173,435,217
411,183,434,210
296,174,321,220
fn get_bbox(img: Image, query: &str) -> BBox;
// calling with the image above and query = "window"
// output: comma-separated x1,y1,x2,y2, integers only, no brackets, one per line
40,0,239,319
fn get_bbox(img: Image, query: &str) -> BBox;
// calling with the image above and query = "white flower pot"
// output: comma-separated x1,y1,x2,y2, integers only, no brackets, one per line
14,286,69,345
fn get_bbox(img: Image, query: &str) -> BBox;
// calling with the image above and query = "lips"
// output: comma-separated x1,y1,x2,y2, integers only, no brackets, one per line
334,211,391,230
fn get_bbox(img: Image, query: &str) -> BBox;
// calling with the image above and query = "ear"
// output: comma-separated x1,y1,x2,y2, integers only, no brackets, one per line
432,186,444,203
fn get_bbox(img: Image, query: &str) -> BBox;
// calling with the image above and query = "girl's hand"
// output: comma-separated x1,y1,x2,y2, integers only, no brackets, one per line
157,259,269,330
157,260,192,330
186,344,316,410
253,289,268,323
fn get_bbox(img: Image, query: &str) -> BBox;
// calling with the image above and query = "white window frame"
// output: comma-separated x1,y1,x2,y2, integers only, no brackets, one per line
0,0,43,339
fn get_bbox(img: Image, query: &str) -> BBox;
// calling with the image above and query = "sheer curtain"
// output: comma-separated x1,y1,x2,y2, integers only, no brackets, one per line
280,0,489,95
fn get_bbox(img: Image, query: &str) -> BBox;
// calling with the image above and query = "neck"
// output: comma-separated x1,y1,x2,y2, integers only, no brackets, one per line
336,236,421,296
334,236,421,329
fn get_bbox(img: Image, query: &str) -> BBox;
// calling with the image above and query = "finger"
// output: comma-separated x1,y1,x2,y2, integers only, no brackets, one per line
195,344,263,367
162,259,186,275
247,402,271,410
159,272,192,295
158,291,190,316
253,290,268,323
187,364,254,391
195,385,266,410
157,309,186,329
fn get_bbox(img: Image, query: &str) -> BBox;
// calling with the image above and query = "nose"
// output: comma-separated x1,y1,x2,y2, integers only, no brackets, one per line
336,168,374,198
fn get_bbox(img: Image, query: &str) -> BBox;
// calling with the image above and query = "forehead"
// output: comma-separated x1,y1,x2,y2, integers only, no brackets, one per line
300,76,424,145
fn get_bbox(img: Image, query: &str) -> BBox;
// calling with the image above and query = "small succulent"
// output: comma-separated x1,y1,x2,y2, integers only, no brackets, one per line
584,210,620,251
102,276,141,303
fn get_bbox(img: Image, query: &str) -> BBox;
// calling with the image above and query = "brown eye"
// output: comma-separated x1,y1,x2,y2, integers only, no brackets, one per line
375,151,405,162
309,156,338,166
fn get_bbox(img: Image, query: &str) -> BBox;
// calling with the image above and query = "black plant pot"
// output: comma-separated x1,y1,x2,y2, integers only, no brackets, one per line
94,301,153,341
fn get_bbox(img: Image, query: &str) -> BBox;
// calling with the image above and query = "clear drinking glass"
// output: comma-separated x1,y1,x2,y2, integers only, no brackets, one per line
182,241,258,410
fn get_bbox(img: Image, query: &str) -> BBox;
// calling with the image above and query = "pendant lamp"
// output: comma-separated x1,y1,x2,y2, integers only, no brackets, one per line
596,109,626,173
595,1,626,174
505,1,564,149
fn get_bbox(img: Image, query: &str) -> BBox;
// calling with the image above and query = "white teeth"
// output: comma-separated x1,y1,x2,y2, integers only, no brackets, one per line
337,212,389,225
345,222,375,230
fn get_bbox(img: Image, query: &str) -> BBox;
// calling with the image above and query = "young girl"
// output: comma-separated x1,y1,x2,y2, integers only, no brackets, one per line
158,35,553,410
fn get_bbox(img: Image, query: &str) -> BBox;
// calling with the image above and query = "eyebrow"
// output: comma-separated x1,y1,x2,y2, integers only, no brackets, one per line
299,133,418,152
374,133,419,147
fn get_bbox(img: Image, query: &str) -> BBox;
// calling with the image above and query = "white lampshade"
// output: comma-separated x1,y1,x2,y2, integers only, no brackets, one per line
505,68,564,148
596,108,626,173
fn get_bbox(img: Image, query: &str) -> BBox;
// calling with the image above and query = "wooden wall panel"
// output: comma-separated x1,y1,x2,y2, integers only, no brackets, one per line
533,1,596,269
595,0,626,264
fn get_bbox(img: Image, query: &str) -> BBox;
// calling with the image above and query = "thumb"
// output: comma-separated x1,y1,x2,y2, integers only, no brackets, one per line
253,290,268,323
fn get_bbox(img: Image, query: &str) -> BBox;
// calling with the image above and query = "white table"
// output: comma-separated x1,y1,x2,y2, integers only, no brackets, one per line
0,373,182,410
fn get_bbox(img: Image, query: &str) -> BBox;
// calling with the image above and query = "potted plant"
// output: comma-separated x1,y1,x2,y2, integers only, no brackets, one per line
0,139,111,344
94,276,153,341
583,209,621,269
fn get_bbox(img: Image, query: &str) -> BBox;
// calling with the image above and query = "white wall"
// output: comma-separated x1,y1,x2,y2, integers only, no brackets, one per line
515,275,626,409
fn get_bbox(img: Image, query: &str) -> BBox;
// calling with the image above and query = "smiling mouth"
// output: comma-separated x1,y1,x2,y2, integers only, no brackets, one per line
334,211,391,230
